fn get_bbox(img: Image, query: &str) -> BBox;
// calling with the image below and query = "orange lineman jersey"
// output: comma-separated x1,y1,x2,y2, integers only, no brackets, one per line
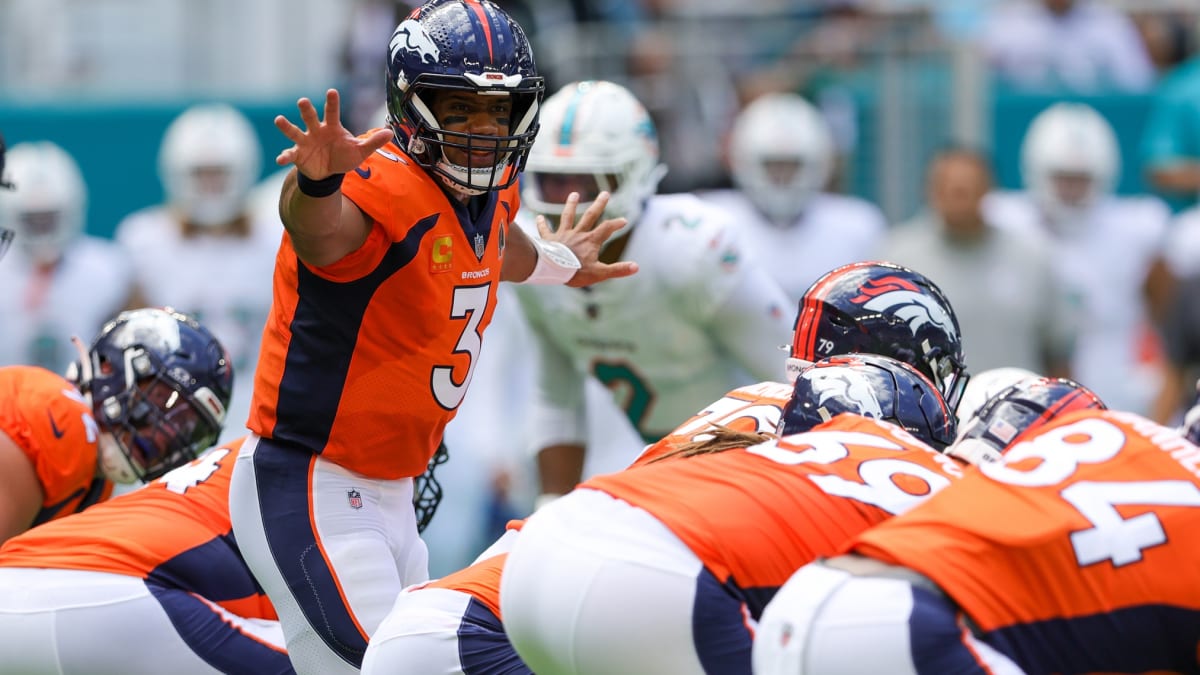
0,366,111,525
632,380,793,466
249,142,518,479
851,409,1200,673
0,436,275,621
583,414,965,617
417,519,526,619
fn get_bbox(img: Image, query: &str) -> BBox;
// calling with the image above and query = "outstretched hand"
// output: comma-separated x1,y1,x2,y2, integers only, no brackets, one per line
274,88,393,180
537,192,638,287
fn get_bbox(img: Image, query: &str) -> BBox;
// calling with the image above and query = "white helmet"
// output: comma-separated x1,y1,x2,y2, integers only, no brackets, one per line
522,80,667,236
158,103,262,228
953,366,1040,435
0,141,86,265
1020,103,1119,229
729,93,834,226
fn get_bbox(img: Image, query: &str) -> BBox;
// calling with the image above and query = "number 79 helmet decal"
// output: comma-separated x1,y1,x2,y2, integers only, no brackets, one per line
788,261,969,413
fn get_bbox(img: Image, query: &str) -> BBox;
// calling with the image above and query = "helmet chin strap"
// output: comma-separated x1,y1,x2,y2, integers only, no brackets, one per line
98,434,141,484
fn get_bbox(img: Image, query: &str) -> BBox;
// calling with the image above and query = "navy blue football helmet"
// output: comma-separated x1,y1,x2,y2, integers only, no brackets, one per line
950,376,1106,465
789,261,969,413
779,353,957,450
75,307,233,483
385,0,544,196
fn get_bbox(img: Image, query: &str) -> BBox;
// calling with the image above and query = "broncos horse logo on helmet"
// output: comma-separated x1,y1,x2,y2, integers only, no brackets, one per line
779,353,957,451
804,368,885,422
788,261,970,413
385,0,544,197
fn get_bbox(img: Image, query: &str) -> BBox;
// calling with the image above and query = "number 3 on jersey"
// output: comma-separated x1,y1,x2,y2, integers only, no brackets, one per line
432,284,490,410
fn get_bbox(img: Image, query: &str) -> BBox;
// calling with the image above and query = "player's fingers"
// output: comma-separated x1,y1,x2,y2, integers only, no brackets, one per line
571,260,638,286
608,260,638,277
324,89,341,126
577,191,611,232
297,98,321,128
559,192,580,231
274,116,305,143
535,214,552,239
590,216,628,242
276,146,297,166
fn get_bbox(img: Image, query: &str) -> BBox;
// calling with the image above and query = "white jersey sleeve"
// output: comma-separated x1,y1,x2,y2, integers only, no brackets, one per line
651,196,792,383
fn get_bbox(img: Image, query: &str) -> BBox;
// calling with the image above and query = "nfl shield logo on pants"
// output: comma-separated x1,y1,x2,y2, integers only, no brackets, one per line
347,489,363,510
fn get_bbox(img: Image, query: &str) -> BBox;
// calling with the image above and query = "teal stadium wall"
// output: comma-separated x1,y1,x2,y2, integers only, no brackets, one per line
0,99,295,239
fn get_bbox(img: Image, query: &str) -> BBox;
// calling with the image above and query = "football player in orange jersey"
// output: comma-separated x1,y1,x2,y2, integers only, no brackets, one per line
363,354,957,674
226,2,638,672
752,409,1200,675
492,354,966,675
0,437,291,674
0,307,231,544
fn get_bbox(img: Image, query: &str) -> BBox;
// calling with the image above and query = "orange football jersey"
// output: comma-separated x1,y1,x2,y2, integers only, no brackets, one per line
0,366,110,525
633,381,792,466
583,414,965,616
853,409,1200,673
422,552,508,619
249,143,518,479
417,519,525,619
0,437,274,621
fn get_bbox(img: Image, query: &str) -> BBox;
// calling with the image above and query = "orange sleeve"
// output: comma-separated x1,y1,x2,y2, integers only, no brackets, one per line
424,553,507,619
0,367,99,511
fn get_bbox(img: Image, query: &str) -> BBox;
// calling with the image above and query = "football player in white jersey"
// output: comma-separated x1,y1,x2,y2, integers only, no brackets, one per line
114,103,278,443
984,102,1174,416
514,80,795,502
701,92,887,303
0,141,133,370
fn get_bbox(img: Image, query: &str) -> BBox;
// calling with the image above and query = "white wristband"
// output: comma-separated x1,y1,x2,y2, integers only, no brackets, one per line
524,238,581,285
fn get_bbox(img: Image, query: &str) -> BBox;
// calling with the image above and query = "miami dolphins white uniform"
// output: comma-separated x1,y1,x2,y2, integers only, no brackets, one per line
984,191,1170,415
700,190,887,303
515,192,794,466
114,206,279,443
0,237,133,370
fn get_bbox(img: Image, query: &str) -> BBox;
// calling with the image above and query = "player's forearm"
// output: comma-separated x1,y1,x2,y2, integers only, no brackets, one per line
279,171,362,267
500,224,538,282
536,443,586,497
